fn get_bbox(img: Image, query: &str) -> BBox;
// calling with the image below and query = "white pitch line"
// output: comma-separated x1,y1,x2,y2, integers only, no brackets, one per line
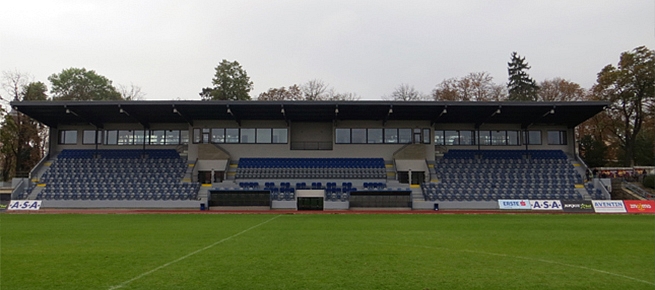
108,215,282,290
372,242,655,286
459,249,655,286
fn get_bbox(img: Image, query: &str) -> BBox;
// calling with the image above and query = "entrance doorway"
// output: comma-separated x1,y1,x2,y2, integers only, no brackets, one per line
297,197,324,210
398,171,425,185
198,171,212,184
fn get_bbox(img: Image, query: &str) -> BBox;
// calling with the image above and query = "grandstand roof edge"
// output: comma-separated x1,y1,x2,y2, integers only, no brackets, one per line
10,100,609,128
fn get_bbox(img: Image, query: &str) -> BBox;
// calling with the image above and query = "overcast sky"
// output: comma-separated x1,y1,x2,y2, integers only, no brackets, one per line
1,0,653,101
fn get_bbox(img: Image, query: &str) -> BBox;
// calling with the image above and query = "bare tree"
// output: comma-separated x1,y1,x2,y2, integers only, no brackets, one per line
118,83,146,100
326,90,361,101
301,79,329,100
432,72,506,101
384,84,425,101
1,70,33,103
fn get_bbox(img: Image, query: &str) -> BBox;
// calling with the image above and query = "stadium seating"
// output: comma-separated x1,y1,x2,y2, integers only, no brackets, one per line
35,149,200,201
422,150,585,201
235,158,386,179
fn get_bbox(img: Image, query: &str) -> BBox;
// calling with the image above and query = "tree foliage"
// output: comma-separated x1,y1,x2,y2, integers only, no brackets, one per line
258,85,303,101
537,78,586,101
200,60,253,101
48,68,122,101
507,52,539,101
592,46,655,166
258,80,360,101
0,73,47,180
578,134,608,168
432,72,506,101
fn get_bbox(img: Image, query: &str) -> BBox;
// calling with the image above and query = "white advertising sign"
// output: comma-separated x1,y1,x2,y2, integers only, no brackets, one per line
592,200,626,213
498,199,531,210
530,200,563,210
8,200,42,210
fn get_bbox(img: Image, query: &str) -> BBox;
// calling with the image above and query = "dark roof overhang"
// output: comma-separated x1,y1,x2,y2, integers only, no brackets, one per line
10,100,609,129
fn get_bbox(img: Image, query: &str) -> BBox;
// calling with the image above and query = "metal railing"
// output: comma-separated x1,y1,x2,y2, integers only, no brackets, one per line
623,182,654,199
575,153,593,182
28,153,50,181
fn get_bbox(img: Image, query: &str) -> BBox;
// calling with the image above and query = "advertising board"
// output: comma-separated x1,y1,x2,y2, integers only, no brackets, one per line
561,200,594,213
592,200,626,213
623,200,655,213
498,199,531,210
8,200,42,210
529,200,563,210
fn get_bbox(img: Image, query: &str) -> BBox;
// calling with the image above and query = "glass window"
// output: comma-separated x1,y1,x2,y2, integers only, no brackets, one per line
460,131,474,145
240,128,255,143
478,131,491,146
202,128,210,143
180,130,189,145
134,130,146,145
336,128,350,144
106,130,118,145
385,129,398,143
226,128,239,143
256,128,272,143
272,128,287,143
117,130,134,145
58,130,77,145
507,131,519,146
548,131,567,145
560,132,567,145
399,129,412,144
193,128,201,144
491,131,506,145
82,130,100,145
351,128,366,144
422,129,431,144
367,129,383,144
211,128,225,143
166,130,180,145
445,130,459,145
524,131,542,145
434,130,445,146
150,130,165,145
413,128,422,144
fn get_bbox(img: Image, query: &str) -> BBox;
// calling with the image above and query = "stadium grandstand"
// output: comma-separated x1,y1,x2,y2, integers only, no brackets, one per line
10,100,610,210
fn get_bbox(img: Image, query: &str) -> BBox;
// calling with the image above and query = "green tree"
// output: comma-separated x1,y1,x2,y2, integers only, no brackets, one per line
578,135,608,168
592,46,655,166
200,60,253,100
48,68,122,101
507,52,539,101
631,129,654,166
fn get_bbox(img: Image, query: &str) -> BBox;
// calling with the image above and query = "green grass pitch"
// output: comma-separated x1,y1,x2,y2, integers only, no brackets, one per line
1,213,654,290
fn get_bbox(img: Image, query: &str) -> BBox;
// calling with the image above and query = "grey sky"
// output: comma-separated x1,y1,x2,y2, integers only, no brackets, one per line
1,0,653,100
